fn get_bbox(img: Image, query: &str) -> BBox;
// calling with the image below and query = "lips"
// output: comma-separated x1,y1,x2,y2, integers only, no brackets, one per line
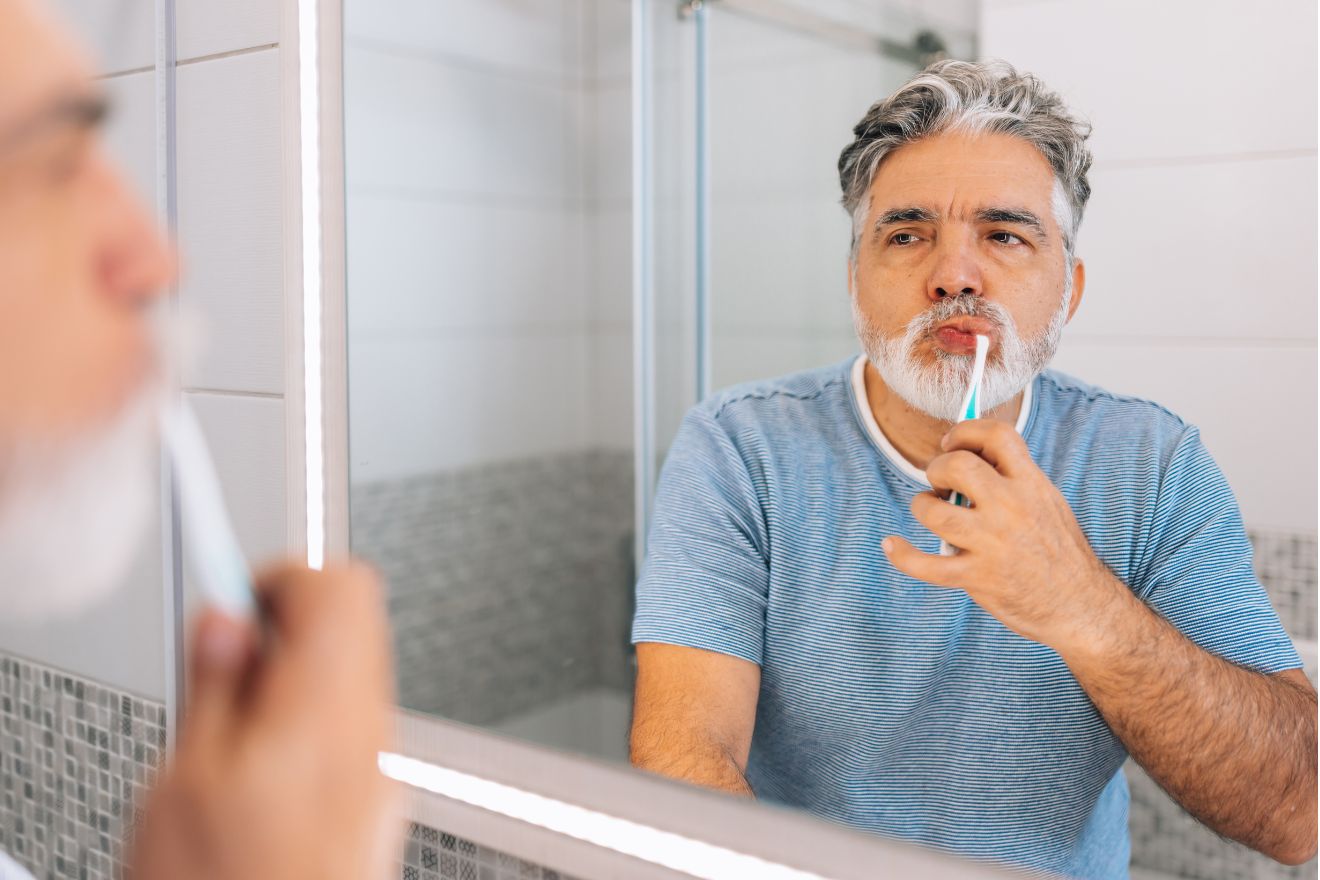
932,316,997,355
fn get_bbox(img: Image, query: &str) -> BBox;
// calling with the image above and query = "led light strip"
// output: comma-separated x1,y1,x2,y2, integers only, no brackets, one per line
298,0,325,569
378,753,828,880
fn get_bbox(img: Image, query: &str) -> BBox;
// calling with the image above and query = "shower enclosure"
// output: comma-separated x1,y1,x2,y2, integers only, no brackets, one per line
341,0,974,763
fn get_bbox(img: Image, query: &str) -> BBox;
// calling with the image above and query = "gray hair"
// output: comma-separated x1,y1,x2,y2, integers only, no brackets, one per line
838,59,1093,263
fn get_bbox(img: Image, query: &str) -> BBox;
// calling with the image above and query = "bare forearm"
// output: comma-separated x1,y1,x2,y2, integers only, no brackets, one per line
629,727,754,797
1060,573,1317,864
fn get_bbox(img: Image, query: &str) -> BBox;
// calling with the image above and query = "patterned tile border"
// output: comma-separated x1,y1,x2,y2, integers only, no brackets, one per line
1126,760,1315,880
400,822,581,880
1248,530,1317,641
352,450,635,727
0,653,165,880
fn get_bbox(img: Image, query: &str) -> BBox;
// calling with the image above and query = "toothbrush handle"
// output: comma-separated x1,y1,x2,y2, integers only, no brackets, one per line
939,491,973,556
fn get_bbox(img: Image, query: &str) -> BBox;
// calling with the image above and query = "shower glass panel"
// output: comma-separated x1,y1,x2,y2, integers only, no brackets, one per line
342,0,637,760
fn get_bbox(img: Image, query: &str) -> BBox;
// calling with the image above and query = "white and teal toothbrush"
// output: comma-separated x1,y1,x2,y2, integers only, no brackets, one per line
160,400,256,618
938,333,989,557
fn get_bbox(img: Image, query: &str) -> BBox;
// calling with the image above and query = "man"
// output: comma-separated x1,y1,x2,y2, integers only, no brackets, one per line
0,1,397,877
629,59,1317,878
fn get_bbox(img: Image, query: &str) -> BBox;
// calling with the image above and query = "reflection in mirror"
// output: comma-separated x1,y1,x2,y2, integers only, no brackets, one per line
343,1,1317,878
344,1,637,759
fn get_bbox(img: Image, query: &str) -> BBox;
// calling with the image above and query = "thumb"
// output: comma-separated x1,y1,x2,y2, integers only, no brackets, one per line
181,609,255,751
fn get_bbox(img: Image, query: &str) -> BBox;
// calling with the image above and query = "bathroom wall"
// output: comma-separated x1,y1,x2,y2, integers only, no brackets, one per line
980,0,1317,537
344,0,630,483
980,2,1317,878
343,0,639,733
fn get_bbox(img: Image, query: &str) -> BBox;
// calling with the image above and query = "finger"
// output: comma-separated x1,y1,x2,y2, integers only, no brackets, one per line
925,450,1002,505
881,534,968,588
181,609,256,751
254,559,386,649
939,419,1032,475
910,491,980,548
249,560,394,736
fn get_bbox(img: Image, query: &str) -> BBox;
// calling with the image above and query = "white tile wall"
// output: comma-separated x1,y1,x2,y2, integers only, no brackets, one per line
54,0,154,75
591,0,631,84
101,71,158,237
169,14,291,701
176,48,285,395
591,330,634,451
186,392,289,564
710,197,854,335
714,329,860,390
589,82,631,203
980,0,1318,162
983,0,1318,533
707,48,891,197
344,45,582,202
1070,156,1317,341
345,0,580,80
175,0,280,62
345,0,636,482
588,206,632,329
349,335,592,482
347,196,589,335
1050,342,1316,533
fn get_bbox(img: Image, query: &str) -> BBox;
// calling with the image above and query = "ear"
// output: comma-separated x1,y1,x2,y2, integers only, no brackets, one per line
846,258,856,298
1065,257,1086,323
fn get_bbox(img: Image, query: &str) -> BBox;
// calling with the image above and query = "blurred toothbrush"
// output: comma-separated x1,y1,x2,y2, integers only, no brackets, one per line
160,400,256,617
939,333,989,557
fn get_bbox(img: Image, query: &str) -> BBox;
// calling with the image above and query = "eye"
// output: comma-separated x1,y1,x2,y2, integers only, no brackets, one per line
890,232,920,246
990,231,1023,245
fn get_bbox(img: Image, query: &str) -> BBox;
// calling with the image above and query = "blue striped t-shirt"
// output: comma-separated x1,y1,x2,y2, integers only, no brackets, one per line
632,354,1301,879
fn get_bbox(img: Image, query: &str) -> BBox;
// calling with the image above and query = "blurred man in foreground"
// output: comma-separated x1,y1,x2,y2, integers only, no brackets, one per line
0,1,399,877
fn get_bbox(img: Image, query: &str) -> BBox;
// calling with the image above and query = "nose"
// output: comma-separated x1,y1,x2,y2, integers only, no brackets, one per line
92,149,177,310
927,230,983,303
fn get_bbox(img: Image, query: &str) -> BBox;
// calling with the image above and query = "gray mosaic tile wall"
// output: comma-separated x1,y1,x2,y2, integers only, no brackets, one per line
400,822,581,880
352,450,635,728
1126,530,1317,880
1249,530,1317,641
0,652,165,880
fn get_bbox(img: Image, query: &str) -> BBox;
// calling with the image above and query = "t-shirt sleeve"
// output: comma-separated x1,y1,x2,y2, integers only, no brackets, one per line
1136,425,1302,674
631,405,770,666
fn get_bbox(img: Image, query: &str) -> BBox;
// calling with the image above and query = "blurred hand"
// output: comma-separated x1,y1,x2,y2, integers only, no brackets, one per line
127,562,402,880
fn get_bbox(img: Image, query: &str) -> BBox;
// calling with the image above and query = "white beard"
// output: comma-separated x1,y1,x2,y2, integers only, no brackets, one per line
0,386,160,621
854,286,1071,423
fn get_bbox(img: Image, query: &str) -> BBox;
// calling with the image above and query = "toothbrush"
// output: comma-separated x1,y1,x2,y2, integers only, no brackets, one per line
938,333,989,557
160,400,256,618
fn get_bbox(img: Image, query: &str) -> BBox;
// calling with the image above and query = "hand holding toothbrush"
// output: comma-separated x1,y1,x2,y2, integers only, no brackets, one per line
881,416,1120,653
130,402,402,880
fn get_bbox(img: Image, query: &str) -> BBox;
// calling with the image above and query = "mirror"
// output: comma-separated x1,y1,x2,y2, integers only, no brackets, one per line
341,1,1316,878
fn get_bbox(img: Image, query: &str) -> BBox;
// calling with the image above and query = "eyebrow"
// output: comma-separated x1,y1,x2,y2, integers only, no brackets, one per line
0,93,110,156
872,205,1050,245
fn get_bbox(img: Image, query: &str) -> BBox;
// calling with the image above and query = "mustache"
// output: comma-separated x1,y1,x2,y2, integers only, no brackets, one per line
907,294,1012,338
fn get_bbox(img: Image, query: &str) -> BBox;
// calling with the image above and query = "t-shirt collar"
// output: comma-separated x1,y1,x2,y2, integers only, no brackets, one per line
849,354,1033,488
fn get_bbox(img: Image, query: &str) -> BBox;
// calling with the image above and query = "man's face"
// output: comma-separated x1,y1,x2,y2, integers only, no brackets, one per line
0,0,173,448
848,129,1084,419
0,0,174,619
